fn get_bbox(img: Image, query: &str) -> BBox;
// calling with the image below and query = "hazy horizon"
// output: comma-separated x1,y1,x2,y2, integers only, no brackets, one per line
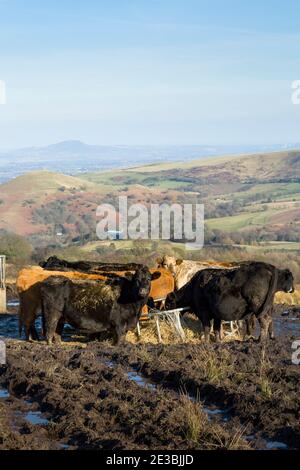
2,139,300,153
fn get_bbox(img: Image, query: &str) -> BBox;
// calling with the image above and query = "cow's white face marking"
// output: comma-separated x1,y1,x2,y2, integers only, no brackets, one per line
287,288,294,293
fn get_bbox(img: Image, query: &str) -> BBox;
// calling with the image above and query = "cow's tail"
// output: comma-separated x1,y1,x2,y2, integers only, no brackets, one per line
257,267,278,318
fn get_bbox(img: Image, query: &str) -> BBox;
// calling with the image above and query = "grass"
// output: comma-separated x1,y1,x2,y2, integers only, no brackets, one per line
258,347,273,400
206,208,278,231
190,348,234,385
180,392,208,444
227,182,300,202
247,242,300,251
80,239,187,254
180,392,250,450
121,148,294,173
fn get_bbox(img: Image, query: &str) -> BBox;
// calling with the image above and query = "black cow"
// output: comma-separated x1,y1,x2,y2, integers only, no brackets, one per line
39,256,141,274
165,262,294,342
41,266,160,345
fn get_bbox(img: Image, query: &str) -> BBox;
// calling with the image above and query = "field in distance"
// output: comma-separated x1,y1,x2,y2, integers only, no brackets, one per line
0,149,299,251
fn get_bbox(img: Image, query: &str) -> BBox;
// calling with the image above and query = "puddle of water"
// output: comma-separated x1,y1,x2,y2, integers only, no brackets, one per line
203,407,225,415
266,441,288,450
245,435,288,450
7,300,20,308
103,358,156,390
59,443,70,450
127,371,156,390
203,406,230,421
0,314,77,341
102,356,231,422
274,318,300,337
25,411,49,426
0,388,10,399
0,316,21,340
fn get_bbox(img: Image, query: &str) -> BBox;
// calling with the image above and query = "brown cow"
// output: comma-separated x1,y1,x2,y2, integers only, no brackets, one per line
140,267,175,319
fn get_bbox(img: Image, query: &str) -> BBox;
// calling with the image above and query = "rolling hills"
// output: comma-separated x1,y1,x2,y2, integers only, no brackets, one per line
0,150,299,248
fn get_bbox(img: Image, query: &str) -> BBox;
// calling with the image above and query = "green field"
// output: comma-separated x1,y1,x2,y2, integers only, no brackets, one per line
206,209,279,231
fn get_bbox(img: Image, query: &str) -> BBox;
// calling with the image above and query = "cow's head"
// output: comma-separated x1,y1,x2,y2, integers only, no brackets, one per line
156,256,182,276
165,291,177,310
278,269,294,294
132,266,161,300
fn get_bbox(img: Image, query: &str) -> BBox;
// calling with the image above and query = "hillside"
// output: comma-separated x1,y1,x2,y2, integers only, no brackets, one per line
81,150,300,246
0,171,102,237
0,151,299,248
0,170,94,194
84,149,300,182
2,141,300,184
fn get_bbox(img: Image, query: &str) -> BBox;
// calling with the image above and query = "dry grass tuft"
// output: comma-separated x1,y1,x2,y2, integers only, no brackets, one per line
180,392,208,444
258,347,273,399
191,347,234,385
180,392,250,450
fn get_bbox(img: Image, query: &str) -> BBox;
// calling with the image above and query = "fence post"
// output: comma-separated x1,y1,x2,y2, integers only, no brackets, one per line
0,255,6,313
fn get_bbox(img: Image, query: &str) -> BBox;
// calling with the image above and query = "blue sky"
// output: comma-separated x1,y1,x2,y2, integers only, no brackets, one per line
0,0,300,148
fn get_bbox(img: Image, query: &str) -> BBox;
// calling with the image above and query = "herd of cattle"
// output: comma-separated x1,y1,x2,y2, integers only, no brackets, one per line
16,255,294,345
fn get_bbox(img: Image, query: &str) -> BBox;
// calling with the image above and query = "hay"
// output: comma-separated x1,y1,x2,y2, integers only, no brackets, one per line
126,313,242,345
275,285,300,306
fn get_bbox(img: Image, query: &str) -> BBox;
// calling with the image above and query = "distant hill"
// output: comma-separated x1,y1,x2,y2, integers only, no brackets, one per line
124,149,300,182
1,140,300,184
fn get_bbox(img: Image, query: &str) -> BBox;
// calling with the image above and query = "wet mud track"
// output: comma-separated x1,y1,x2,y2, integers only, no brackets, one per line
1,341,254,450
0,304,299,450
101,336,300,449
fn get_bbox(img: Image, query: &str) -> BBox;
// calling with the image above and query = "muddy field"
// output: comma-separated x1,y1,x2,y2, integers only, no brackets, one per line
0,302,299,450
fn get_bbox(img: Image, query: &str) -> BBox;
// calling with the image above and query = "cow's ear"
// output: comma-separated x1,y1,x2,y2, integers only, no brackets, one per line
176,259,183,266
156,257,163,266
151,271,161,281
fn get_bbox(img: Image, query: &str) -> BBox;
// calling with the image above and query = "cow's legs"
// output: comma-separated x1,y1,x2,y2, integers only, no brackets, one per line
112,323,126,345
268,318,275,340
258,314,272,342
53,319,64,344
25,322,39,342
44,309,62,345
247,315,256,336
242,315,256,340
213,318,222,342
200,313,211,343
20,298,40,342
30,325,40,341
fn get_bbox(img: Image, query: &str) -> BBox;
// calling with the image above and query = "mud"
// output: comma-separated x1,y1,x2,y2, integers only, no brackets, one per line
0,304,299,450
0,341,252,450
